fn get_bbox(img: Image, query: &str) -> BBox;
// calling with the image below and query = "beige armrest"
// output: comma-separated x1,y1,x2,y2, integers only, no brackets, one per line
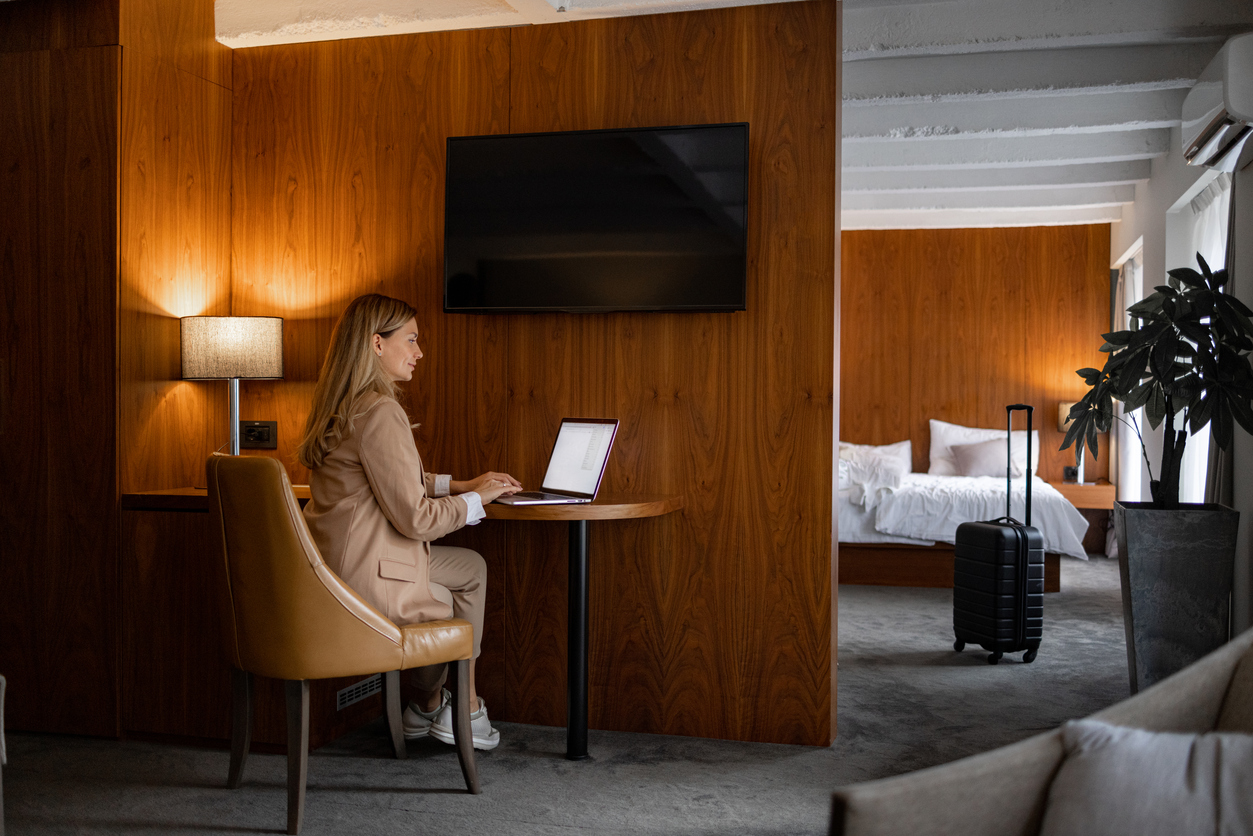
831,731,1064,836
1094,627,1253,733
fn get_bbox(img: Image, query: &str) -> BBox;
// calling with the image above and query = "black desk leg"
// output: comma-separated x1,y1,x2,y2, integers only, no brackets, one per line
567,519,590,760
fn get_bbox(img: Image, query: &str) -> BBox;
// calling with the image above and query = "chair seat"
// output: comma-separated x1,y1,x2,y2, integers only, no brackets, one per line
400,619,474,670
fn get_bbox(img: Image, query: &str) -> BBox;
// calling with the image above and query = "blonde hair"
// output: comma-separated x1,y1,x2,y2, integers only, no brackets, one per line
296,294,418,469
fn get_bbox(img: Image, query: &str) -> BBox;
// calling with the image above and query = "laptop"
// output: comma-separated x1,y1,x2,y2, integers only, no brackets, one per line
494,418,619,505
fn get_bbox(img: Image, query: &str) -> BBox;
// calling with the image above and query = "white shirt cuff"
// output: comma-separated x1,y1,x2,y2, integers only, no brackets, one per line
461,491,486,526
433,473,451,497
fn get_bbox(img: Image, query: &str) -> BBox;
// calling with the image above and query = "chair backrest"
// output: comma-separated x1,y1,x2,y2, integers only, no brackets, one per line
1216,635,1253,733
206,454,405,681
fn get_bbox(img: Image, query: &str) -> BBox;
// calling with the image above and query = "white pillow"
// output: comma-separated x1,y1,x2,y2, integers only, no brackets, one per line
839,439,912,473
950,438,1024,479
1039,719,1253,836
928,419,1038,477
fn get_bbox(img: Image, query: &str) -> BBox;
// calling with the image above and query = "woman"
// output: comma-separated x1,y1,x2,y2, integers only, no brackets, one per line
296,294,520,750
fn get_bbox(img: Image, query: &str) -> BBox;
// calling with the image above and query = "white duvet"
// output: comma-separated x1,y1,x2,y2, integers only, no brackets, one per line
839,473,1091,559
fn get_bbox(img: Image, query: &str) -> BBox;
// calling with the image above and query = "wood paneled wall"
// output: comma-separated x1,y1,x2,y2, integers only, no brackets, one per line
0,0,231,735
117,46,232,494
0,45,121,735
840,226,1111,482
232,0,839,745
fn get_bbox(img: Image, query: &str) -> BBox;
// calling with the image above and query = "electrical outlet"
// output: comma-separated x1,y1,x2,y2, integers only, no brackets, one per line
240,420,278,450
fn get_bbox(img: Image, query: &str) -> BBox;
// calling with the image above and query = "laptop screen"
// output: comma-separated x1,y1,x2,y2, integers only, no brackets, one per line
541,420,617,496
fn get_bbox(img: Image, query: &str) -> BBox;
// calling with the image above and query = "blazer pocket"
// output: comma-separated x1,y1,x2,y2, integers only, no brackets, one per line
378,559,419,583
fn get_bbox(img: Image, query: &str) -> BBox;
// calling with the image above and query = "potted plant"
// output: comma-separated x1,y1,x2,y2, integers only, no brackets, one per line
1062,252,1253,692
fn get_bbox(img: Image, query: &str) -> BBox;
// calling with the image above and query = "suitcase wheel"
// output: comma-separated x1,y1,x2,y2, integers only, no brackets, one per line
954,639,965,652
987,652,1002,665
1023,648,1037,664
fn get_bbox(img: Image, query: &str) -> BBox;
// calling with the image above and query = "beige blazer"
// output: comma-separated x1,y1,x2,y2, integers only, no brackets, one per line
304,393,468,626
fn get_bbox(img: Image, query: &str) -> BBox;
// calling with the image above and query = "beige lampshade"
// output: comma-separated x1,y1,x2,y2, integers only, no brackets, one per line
1058,401,1078,433
181,316,284,380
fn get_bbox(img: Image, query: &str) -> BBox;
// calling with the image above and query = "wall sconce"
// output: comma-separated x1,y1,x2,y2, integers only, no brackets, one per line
1058,401,1085,483
181,316,284,455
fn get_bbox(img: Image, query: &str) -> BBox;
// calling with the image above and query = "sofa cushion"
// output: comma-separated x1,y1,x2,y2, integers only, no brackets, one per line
1039,719,1253,836
1216,648,1253,732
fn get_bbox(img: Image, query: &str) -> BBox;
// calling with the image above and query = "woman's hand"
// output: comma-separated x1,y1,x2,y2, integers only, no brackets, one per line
452,472,523,503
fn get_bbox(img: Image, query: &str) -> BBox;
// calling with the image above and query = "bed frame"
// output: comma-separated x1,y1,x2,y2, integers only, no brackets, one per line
838,543,1061,593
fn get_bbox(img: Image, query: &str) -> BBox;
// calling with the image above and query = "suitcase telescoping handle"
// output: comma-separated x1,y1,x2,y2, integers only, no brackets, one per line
1006,404,1033,527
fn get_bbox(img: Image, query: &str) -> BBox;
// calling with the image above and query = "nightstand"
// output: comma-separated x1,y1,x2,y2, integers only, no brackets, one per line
1047,479,1115,555
1047,479,1116,511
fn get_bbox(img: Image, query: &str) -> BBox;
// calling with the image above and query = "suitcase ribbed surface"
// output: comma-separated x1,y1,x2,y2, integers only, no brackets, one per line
953,521,1044,653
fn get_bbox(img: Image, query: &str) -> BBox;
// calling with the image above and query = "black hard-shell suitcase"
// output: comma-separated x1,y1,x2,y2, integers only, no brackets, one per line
952,404,1044,665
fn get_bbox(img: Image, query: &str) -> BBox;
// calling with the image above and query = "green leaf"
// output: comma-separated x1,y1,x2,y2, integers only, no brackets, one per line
1124,380,1154,410
1197,252,1212,278
1146,385,1167,429
1167,267,1207,289
1189,395,1213,435
1211,268,1229,289
1102,330,1133,346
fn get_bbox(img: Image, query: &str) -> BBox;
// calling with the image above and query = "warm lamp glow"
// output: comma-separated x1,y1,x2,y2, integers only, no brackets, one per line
180,316,284,456
181,316,284,380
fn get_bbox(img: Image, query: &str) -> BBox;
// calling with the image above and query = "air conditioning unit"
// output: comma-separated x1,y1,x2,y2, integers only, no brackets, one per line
1182,33,1253,173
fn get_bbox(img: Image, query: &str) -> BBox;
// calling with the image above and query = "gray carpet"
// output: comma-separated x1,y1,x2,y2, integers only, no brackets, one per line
5,557,1130,835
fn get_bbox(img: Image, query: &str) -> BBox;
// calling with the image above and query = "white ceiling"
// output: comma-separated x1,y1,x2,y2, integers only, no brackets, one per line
214,0,1253,230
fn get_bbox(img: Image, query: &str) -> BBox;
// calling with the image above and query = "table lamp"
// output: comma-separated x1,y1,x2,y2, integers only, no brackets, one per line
181,316,284,455
1057,401,1084,483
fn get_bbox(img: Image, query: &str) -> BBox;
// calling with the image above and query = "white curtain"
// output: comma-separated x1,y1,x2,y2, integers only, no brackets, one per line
1115,254,1144,505
1179,174,1233,503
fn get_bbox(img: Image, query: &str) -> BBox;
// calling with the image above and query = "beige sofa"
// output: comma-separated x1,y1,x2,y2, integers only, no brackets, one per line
830,627,1253,836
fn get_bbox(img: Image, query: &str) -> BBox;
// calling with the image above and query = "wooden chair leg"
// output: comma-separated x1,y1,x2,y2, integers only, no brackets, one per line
227,669,253,789
285,679,310,836
451,659,481,794
383,671,406,760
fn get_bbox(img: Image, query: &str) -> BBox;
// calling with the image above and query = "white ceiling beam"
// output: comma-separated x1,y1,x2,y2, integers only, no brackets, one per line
841,160,1152,193
843,129,1171,171
502,0,566,24
844,0,1253,60
843,43,1216,100
842,184,1136,212
843,88,1187,141
842,205,1125,231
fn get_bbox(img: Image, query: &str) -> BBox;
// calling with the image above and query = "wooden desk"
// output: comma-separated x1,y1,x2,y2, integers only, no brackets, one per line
483,494,684,760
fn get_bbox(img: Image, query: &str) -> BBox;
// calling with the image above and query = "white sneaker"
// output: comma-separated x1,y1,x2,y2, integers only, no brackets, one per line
429,698,501,750
402,689,450,740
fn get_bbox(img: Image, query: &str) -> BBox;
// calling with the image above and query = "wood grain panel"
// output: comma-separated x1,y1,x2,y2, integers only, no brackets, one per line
231,1,838,746
0,0,118,53
119,0,231,88
119,50,232,493
0,46,121,735
507,1,838,745
841,226,1111,482
839,231,911,446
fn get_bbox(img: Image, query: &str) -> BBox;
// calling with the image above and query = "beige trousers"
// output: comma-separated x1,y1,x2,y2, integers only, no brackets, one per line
410,545,486,692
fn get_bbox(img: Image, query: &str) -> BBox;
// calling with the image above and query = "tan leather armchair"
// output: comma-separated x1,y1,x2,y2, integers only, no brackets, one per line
207,454,480,836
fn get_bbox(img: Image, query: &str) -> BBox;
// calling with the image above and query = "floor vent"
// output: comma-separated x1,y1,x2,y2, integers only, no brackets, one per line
336,674,382,711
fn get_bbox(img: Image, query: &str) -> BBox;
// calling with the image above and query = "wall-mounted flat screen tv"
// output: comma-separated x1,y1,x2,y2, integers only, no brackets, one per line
444,122,748,313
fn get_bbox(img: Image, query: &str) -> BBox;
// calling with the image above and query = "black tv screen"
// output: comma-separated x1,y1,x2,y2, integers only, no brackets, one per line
444,122,748,313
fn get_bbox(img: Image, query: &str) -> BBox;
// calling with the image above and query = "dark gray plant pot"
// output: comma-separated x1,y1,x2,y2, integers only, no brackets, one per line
1113,501,1239,693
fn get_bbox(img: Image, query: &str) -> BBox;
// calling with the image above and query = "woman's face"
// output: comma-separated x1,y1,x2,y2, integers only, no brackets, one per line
374,317,423,382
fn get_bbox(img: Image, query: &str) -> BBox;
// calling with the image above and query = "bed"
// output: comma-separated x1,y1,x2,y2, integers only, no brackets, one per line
837,425,1091,593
